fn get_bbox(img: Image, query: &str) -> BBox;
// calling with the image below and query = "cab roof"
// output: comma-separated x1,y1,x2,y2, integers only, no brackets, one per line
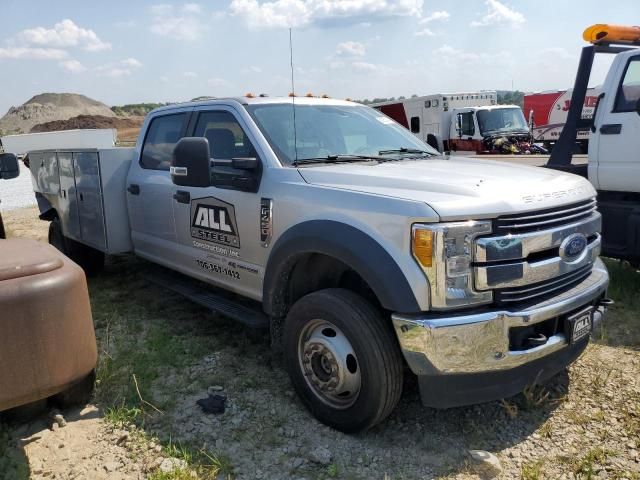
149,96,358,115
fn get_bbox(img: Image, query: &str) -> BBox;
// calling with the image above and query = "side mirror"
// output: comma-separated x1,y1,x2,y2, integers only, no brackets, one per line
171,137,211,187
0,153,19,180
455,114,463,138
231,157,258,170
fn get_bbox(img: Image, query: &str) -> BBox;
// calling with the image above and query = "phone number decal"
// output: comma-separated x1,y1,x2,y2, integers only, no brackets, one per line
196,259,240,280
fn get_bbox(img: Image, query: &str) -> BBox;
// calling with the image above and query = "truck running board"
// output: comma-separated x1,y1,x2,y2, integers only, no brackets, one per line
142,267,269,330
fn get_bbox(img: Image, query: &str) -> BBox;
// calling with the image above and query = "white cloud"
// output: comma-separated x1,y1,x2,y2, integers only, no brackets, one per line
352,61,377,72
96,58,143,78
60,59,86,73
150,4,207,40
122,57,142,68
241,65,263,73
434,44,512,67
0,47,68,60
183,3,202,14
19,19,111,51
183,71,198,78
470,0,524,28
335,41,366,57
419,10,449,24
414,28,435,37
229,0,423,29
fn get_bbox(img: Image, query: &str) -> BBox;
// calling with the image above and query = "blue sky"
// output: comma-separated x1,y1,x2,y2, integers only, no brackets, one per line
0,0,635,114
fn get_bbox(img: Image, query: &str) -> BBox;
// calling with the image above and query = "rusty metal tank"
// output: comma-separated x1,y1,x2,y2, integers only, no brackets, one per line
0,238,97,411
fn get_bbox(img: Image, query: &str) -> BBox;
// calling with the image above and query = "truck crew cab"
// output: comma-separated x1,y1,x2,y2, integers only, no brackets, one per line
546,24,640,266
29,96,610,432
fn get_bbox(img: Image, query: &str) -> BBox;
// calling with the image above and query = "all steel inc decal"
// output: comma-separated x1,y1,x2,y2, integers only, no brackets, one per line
191,197,240,248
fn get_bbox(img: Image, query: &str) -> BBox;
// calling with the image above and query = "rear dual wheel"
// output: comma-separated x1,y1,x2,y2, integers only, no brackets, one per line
48,218,104,275
284,288,403,433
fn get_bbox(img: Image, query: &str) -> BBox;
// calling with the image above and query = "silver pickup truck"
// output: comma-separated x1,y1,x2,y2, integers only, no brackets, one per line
28,96,610,432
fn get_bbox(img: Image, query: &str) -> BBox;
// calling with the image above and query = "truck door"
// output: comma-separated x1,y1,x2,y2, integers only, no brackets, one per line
450,110,481,152
592,51,640,191
126,110,191,264
171,107,265,300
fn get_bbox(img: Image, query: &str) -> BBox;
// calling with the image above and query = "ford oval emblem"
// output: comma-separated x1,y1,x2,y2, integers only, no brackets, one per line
560,233,588,261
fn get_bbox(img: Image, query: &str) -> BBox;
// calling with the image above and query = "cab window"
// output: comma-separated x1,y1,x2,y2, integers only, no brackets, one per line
194,111,257,159
614,57,640,112
459,112,475,136
140,113,187,170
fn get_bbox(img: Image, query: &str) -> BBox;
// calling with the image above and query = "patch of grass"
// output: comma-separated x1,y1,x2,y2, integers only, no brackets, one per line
103,404,143,428
564,447,615,480
326,463,339,478
521,459,544,480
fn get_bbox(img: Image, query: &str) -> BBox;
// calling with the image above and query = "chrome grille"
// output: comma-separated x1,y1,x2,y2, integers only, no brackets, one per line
494,264,592,305
494,198,597,234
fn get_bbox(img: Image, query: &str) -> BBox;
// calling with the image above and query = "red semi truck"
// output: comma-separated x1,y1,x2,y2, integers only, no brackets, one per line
524,88,601,153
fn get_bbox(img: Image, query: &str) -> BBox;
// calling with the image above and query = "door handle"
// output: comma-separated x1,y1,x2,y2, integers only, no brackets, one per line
173,190,190,204
127,184,140,195
600,124,622,135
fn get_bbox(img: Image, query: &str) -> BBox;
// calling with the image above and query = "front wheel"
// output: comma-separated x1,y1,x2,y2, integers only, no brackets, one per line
284,288,403,433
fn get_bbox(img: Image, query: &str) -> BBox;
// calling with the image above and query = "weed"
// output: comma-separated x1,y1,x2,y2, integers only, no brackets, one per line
326,463,339,478
104,404,143,428
500,399,518,419
521,460,544,480
571,447,615,480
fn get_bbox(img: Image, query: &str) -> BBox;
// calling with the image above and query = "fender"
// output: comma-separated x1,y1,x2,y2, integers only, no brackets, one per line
263,220,421,316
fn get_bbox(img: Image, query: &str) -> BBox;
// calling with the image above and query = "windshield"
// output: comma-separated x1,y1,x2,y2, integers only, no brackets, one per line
245,103,439,165
476,108,528,135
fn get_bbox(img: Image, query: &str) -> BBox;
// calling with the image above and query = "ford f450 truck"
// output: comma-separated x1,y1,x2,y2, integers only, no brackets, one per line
28,96,610,432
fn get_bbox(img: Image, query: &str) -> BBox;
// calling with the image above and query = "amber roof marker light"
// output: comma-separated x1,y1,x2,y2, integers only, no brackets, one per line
583,24,640,45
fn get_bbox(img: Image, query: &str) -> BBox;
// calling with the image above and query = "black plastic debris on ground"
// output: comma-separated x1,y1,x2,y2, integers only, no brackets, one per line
197,394,226,414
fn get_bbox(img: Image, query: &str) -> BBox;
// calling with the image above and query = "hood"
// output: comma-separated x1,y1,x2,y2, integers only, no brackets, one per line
297,157,595,220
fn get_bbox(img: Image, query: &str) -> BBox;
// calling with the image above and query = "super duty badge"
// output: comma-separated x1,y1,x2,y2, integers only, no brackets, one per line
191,197,240,248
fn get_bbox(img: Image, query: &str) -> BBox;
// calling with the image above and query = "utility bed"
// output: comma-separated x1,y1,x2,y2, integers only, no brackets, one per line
29,148,135,254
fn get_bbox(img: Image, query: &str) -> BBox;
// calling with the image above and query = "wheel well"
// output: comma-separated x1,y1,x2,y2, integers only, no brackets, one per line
270,253,381,318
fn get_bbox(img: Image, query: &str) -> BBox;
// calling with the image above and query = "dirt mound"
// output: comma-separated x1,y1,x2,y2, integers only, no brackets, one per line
30,115,144,144
0,93,116,135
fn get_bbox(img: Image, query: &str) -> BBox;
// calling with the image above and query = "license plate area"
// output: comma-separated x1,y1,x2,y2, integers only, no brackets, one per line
566,307,593,344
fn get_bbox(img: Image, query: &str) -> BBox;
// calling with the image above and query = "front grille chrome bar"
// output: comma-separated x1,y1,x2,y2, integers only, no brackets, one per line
475,233,601,290
475,212,601,263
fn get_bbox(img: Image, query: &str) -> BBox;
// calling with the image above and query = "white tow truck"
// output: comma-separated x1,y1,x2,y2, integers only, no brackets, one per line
546,23,640,266
371,92,543,154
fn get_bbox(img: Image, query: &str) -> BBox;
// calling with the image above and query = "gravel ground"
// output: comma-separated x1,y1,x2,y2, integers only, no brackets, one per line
0,207,639,480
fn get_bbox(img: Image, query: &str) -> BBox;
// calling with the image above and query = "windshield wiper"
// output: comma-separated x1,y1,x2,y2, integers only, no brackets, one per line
378,147,434,156
292,154,385,166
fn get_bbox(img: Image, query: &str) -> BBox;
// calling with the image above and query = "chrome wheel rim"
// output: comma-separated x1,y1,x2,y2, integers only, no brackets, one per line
298,319,361,409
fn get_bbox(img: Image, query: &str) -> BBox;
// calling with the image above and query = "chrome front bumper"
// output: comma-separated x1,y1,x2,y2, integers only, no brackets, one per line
392,258,609,376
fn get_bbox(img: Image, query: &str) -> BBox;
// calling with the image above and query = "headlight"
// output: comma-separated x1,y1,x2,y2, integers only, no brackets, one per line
412,221,493,309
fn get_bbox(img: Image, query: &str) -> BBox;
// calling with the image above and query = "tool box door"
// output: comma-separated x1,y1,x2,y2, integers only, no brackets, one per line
73,151,106,250
32,151,60,195
57,152,81,241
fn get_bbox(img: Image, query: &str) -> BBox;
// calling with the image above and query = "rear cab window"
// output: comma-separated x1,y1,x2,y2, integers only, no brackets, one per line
140,113,188,170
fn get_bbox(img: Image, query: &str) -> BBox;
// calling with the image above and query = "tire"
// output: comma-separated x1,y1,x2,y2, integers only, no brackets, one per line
283,288,403,433
48,218,104,276
50,370,95,408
